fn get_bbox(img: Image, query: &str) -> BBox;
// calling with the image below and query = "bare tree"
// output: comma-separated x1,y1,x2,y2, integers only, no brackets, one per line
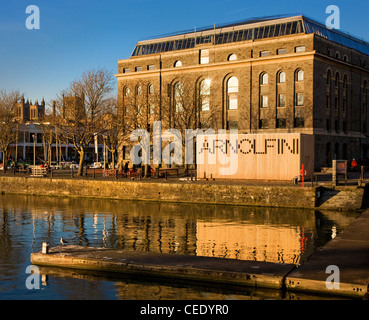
162,76,221,173
103,97,120,169
117,81,159,177
0,90,22,173
52,68,115,176
39,101,57,167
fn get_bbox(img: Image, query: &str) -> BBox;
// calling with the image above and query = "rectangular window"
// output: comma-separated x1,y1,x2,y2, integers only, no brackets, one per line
135,66,142,72
294,117,305,128
228,94,238,110
147,65,155,70
259,119,268,129
260,95,268,108
295,46,306,53
335,120,340,132
137,105,142,115
123,68,130,73
260,50,270,57
149,104,155,114
200,49,209,64
277,48,287,55
227,121,238,130
326,94,330,109
343,120,347,133
278,94,286,107
276,118,286,128
326,119,331,132
296,93,304,106
175,102,183,113
201,97,210,111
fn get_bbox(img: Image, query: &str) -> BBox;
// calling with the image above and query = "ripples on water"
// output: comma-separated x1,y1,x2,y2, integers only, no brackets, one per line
0,194,359,300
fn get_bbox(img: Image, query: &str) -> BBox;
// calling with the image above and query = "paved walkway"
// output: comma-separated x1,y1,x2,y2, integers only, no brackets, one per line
286,209,369,298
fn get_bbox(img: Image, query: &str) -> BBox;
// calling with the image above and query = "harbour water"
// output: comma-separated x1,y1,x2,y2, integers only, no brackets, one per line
0,194,359,300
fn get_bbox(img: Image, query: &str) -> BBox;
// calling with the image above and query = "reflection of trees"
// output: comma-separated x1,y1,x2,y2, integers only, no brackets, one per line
0,207,29,289
74,215,89,246
0,210,12,262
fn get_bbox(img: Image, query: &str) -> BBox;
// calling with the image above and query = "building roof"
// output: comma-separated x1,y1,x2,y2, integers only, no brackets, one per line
131,14,369,57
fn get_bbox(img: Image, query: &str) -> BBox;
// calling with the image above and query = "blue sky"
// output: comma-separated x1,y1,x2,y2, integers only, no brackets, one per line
0,0,368,108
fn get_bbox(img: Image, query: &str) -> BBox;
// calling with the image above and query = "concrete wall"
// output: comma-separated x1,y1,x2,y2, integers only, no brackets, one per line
0,176,317,209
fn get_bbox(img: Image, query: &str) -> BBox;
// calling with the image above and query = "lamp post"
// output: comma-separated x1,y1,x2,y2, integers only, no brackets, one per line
103,135,106,177
32,134,36,167
15,124,18,163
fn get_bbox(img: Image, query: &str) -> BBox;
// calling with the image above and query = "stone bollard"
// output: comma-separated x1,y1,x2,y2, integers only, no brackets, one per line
42,242,49,254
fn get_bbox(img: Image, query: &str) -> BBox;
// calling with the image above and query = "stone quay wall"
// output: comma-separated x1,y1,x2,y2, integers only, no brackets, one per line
0,176,320,209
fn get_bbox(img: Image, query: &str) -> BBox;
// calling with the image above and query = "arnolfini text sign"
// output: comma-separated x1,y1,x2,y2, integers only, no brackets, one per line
197,133,314,180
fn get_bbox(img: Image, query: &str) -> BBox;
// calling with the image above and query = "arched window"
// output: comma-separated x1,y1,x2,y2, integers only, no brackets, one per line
174,82,184,112
343,74,348,112
335,52,340,59
327,69,332,85
261,73,268,85
296,69,304,82
199,79,211,111
228,54,237,61
174,60,182,67
277,71,286,108
326,70,332,111
335,72,340,88
227,76,238,110
123,87,130,96
335,73,340,111
136,86,142,95
227,76,239,93
363,80,368,116
148,84,154,94
278,71,286,83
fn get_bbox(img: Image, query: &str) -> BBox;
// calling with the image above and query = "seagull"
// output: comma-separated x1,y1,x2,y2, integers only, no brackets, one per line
60,237,68,246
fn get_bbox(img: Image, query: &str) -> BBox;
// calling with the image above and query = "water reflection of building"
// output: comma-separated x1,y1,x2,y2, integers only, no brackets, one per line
115,213,197,255
113,206,317,265
196,222,307,265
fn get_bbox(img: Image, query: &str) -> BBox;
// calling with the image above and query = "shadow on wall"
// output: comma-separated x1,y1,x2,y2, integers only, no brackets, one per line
315,187,340,207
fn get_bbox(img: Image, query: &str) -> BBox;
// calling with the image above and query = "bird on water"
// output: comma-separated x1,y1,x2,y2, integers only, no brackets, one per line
60,237,68,245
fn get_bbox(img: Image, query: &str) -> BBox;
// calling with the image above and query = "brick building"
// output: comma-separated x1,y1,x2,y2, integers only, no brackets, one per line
115,15,369,170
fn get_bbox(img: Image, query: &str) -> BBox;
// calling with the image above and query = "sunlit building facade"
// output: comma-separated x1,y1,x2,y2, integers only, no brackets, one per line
116,15,369,170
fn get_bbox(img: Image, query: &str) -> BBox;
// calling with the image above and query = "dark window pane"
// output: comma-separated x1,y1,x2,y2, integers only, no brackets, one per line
275,24,281,36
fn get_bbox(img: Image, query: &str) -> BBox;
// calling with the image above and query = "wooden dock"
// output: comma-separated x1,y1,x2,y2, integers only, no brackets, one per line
30,209,369,299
